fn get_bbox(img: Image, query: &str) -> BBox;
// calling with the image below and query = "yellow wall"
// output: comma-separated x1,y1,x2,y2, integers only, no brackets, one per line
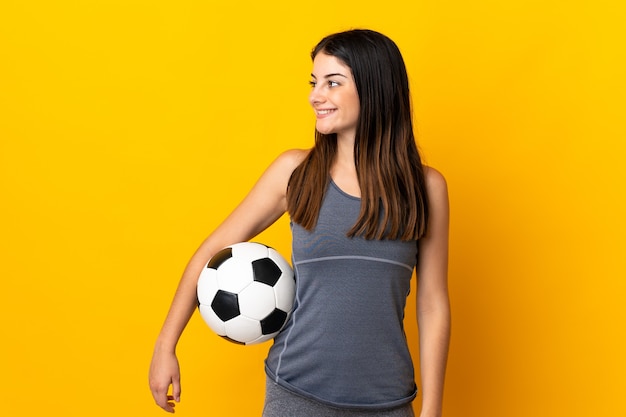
1,1,624,416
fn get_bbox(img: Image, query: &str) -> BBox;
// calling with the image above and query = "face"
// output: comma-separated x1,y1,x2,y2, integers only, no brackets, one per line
309,53,360,141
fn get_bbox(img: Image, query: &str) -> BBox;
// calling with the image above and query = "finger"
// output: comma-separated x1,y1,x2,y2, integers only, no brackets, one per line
171,376,182,403
157,396,175,413
151,386,175,413
165,396,176,413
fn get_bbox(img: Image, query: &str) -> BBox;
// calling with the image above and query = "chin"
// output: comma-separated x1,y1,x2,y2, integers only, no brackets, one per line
316,129,334,135
315,125,335,135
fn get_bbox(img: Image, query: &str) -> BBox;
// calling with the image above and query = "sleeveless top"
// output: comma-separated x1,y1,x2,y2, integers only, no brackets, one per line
264,180,419,410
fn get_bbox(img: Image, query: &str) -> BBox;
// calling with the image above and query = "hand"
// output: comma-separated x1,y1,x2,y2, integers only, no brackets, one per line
149,349,181,413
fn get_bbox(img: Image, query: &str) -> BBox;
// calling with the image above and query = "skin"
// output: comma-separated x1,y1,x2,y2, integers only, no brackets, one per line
415,168,450,417
149,52,450,417
148,148,305,413
309,53,361,197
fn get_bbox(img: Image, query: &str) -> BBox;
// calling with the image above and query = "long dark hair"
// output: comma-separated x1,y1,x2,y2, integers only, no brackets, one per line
287,29,429,241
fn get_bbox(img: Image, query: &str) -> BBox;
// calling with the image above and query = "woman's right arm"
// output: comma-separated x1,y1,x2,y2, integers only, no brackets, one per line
148,149,307,413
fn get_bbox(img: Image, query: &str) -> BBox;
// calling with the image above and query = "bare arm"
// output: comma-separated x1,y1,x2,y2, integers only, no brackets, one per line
416,167,451,417
149,149,307,413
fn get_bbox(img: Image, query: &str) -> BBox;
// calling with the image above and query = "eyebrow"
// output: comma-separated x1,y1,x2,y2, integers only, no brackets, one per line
311,73,349,79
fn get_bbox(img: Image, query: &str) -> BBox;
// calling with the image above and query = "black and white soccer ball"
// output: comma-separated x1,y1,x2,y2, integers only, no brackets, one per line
197,242,295,345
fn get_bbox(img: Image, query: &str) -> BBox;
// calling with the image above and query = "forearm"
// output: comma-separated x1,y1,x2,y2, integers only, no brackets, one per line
154,197,287,352
417,303,451,417
154,239,219,353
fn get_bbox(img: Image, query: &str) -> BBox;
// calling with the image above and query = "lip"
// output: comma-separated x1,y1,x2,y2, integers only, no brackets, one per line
315,108,336,118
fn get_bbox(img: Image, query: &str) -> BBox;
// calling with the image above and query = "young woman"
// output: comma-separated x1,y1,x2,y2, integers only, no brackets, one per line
149,29,450,417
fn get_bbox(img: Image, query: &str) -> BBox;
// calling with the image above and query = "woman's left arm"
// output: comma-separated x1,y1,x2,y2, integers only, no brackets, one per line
416,167,451,417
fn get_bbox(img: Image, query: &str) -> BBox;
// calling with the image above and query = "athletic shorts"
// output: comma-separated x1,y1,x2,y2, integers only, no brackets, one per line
262,377,415,417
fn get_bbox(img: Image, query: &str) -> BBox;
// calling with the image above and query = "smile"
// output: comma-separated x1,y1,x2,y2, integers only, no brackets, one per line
316,109,336,116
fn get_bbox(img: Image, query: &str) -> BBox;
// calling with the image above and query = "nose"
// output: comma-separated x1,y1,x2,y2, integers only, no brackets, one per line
309,85,325,106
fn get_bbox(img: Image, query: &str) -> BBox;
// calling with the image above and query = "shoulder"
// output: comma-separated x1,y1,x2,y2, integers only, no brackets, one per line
274,148,310,170
420,167,449,246
423,166,449,205
424,166,447,192
259,148,310,187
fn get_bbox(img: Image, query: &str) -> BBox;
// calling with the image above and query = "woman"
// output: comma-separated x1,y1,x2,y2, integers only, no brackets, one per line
149,29,450,417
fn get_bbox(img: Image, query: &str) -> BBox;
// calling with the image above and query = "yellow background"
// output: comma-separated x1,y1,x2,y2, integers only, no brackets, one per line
1,0,624,416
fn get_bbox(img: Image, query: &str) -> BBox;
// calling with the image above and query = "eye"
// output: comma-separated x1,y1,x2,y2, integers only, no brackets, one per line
328,80,339,87
309,80,317,88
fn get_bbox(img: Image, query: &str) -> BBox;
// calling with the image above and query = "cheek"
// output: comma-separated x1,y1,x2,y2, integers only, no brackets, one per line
349,95,360,118
350,102,360,121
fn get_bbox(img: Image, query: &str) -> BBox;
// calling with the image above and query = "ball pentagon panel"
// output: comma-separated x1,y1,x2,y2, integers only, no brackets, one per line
252,257,283,286
260,309,289,335
210,290,240,322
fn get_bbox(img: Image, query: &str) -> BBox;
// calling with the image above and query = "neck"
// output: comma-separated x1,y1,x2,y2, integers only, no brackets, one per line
335,133,355,169
330,138,360,197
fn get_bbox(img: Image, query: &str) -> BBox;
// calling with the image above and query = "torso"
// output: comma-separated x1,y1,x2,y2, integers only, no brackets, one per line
264,179,418,410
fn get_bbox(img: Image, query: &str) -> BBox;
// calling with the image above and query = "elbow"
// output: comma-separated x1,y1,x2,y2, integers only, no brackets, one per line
417,294,451,326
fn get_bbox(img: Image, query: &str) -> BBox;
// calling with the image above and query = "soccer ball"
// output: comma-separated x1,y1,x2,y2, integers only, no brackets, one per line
196,242,295,345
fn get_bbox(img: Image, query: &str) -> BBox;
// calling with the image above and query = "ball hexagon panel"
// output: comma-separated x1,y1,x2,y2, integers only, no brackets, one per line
223,314,263,343
230,242,269,262
273,273,296,312
238,281,276,320
198,304,226,336
215,260,254,293
196,268,219,305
